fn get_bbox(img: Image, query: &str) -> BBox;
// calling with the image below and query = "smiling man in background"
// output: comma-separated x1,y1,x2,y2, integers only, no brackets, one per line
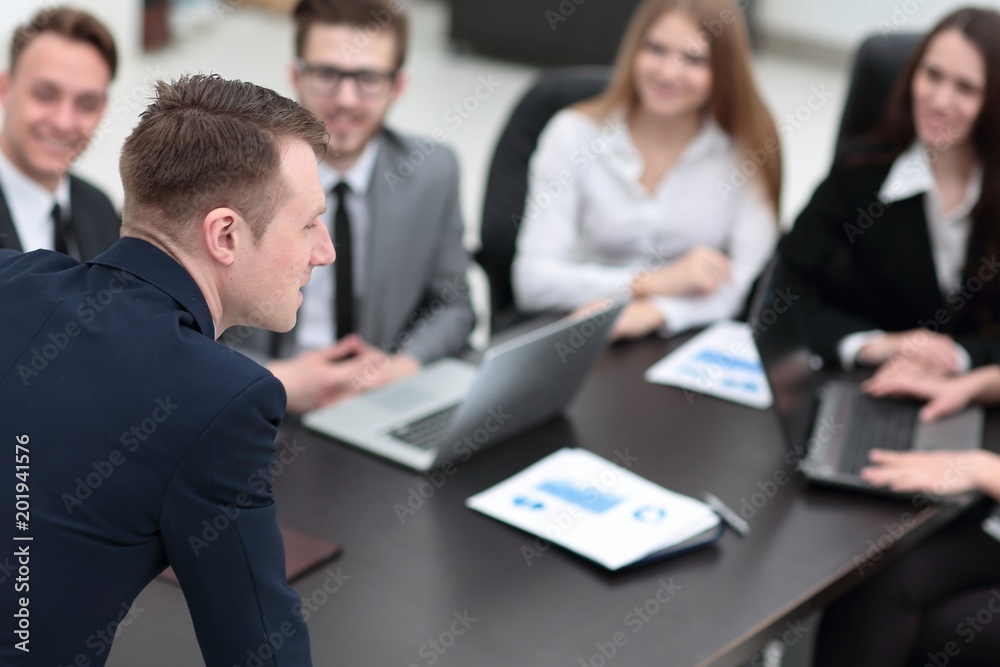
0,6,119,260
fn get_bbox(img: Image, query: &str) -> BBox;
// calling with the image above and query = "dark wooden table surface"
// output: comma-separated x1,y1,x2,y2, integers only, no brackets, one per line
107,334,991,667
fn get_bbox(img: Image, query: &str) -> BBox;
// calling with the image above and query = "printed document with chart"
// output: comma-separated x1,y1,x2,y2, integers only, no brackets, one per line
466,448,722,570
645,320,773,409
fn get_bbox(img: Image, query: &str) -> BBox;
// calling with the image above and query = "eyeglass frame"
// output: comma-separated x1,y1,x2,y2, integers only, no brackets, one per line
295,60,400,99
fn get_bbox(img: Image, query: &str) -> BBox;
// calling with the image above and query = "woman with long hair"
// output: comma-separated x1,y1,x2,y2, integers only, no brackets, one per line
800,11,1000,665
779,7,1000,376
512,0,781,340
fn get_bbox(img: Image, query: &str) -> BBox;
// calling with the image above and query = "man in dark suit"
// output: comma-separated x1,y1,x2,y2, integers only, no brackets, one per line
225,0,475,412
0,74,334,666
0,7,120,260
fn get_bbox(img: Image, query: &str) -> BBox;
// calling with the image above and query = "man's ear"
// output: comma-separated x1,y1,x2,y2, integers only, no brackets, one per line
201,207,243,266
390,69,408,103
290,60,301,91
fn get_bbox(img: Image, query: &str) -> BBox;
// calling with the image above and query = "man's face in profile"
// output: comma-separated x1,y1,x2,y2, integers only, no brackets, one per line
293,22,404,168
0,33,111,191
232,139,335,333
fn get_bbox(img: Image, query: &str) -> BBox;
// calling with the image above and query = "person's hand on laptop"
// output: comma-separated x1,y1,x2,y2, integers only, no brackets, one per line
856,329,963,374
864,363,1000,423
860,448,995,496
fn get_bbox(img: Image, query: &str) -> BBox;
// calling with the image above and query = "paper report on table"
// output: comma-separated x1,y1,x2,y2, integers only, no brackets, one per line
467,448,721,570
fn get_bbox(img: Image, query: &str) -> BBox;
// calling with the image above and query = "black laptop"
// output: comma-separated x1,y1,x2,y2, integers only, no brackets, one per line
751,259,984,493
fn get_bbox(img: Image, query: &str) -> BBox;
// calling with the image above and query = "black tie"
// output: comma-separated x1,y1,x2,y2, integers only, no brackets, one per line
51,203,79,260
333,182,354,339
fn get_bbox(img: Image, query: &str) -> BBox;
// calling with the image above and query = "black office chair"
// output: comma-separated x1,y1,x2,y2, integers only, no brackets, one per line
476,67,610,334
834,32,923,160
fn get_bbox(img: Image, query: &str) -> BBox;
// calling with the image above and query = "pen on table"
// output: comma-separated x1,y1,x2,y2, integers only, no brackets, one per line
703,492,751,537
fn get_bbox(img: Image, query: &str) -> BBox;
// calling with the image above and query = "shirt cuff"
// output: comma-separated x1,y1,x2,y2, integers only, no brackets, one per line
838,330,886,370
954,344,972,373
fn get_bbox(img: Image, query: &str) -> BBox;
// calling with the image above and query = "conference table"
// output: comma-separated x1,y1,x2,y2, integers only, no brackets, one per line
106,331,995,667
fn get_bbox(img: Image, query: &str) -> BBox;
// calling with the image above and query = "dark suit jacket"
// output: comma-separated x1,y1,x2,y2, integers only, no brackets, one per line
226,128,475,364
0,239,309,666
779,163,1000,367
0,173,120,260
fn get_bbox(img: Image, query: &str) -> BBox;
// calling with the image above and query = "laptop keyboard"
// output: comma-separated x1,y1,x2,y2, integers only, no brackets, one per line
389,405,459,450
840,394,919,475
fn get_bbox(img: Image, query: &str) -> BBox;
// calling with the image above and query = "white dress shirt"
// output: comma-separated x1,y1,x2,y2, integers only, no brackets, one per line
512,109,778,334
838,141,981,369
0,148,70,252
296,137,380,350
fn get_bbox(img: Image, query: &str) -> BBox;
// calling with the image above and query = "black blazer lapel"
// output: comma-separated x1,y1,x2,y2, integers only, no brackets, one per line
861,195,947,322
0,183,23,252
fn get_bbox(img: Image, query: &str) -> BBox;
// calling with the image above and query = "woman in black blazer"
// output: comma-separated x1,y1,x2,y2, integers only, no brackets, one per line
779,7,1000,377
804,9,1000,666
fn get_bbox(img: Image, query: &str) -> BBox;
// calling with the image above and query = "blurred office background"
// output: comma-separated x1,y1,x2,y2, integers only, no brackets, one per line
1,0,991,380
4,0,995,235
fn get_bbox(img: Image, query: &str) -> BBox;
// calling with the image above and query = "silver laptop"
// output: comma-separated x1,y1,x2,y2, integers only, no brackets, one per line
752,259,983,494
303,301,624,471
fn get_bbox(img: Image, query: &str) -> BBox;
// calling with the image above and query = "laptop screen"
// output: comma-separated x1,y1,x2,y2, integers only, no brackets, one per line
750,258,825,455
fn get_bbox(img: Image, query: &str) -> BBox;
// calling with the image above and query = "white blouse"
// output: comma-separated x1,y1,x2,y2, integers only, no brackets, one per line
512,109,778,334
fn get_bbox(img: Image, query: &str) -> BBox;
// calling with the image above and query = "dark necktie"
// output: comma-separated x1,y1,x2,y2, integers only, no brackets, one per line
51,203,79,260
333,182,354,339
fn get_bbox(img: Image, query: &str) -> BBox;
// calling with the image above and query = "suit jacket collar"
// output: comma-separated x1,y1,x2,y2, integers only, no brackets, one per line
89,237,216,339
0,174,91,255
0,182,20,252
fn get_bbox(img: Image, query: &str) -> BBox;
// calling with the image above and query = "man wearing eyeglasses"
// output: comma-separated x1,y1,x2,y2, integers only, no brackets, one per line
227,0,475,412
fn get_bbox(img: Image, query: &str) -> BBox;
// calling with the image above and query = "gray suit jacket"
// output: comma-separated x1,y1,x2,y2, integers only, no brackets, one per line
225,128,475,364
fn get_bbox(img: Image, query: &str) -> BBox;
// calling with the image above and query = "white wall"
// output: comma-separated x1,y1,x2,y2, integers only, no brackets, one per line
0,1,141,71
758,0,1000,51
